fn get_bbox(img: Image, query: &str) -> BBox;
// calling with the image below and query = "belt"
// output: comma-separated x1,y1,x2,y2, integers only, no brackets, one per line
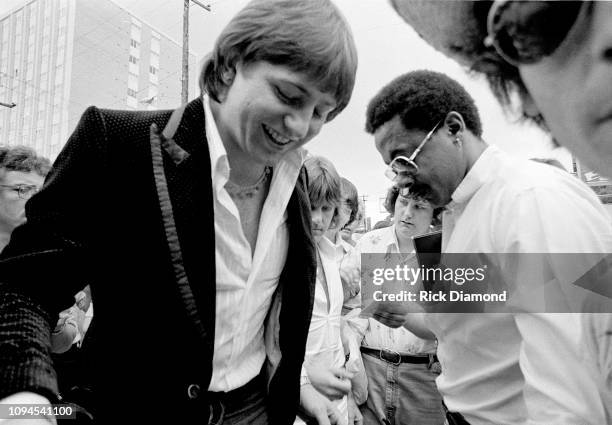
360,346,437,365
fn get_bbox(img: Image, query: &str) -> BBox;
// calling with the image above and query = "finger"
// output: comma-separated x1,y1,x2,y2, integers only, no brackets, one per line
314,409,332,425
327,405,345,425
333,368,354,381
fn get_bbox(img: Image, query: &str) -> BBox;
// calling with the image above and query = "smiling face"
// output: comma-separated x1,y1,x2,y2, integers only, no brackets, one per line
374,115,464,208
393,193,434,242
214,61,337,167
517,2,612,177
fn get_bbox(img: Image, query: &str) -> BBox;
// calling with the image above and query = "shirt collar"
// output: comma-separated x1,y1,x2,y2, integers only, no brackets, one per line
203,94,230,182
451,145,501,206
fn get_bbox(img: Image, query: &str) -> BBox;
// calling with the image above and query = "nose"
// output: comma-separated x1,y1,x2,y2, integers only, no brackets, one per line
402,203,415,220
311,208,322,226
284,108,312,140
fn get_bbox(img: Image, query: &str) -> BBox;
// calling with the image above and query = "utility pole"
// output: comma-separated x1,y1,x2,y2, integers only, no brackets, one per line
182,0,211,105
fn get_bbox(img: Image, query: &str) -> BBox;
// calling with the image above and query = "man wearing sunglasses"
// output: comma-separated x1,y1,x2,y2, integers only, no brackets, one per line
0,146,50,253
365,70,612,425
391,0,612,180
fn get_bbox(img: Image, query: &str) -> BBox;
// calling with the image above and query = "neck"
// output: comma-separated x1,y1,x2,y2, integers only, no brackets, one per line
463,135,488,176
209,96,269,186
394,227,415,254
325,228,339,243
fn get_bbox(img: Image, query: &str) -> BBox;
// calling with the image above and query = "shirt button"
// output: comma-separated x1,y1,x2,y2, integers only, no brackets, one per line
187,384,201,399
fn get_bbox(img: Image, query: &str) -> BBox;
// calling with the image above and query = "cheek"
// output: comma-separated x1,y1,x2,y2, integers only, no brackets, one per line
0,199,25,219
415,211,432,230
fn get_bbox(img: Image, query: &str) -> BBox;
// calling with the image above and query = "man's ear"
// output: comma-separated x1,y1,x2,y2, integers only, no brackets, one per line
444,111,466,136
221,68,235,86
216,66,236,102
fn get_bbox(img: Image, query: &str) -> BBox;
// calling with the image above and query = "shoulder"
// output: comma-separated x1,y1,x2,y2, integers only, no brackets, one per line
356,227,392,249
484,154,598,207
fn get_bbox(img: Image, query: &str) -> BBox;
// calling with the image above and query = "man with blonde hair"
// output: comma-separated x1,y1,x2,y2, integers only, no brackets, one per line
0,1,357,423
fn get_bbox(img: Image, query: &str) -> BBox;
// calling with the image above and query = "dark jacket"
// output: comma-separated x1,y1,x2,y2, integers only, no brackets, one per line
0,98,316,423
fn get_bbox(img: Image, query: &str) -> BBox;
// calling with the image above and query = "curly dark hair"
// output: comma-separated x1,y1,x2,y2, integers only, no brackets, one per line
365,70,482,137
384,185,443,226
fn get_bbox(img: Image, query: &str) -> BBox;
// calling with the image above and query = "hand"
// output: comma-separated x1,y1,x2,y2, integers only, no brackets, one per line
359,300,415,328
339,267,360,299
0,393,57,425
300,384,347,425
347,394,363,425
340,256,360,299
306,363,352,400
2,419,56,425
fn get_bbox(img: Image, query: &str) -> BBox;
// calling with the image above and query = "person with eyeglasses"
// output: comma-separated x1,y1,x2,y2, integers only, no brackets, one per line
363,70,612,425
390,1,612,423
0,146,49,253
390,0,612,180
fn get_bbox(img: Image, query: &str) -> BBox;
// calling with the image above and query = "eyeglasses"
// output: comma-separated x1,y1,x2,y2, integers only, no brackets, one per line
484,0,586,67
0,184,39,199
384,120,443,183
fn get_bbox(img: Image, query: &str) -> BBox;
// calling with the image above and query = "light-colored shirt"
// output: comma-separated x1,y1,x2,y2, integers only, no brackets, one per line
432,146,612,425
347,225,436,354
328,232,353,267
204,95,306,392
583,312,612,423
297,236,348,424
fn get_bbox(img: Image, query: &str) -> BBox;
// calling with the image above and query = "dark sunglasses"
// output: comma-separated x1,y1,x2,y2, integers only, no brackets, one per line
484,0,587,66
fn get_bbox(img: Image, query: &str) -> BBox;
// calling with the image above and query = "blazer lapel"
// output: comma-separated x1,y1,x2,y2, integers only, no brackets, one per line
150,98,216,383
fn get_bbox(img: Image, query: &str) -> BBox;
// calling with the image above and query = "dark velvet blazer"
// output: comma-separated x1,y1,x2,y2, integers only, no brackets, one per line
0,97,316,423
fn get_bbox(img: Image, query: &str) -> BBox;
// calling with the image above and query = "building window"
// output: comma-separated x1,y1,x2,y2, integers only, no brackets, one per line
127,88,137,97
149,66,156,75
128,55,138,64
130,39,139,49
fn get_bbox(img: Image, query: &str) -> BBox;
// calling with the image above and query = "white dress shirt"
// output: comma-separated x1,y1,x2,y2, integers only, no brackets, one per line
203,95,306,392
296,236,348,424
431,146,612,425
346,225,437,354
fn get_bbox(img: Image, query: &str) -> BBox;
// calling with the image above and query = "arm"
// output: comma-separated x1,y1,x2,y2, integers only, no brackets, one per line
0,106,109,402
501,186,612,424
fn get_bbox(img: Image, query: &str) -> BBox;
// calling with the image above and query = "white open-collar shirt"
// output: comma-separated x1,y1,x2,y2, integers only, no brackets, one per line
204,95,306,391
433,146,612,425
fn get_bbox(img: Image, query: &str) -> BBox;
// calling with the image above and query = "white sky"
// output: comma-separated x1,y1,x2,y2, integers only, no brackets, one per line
1,0,570,223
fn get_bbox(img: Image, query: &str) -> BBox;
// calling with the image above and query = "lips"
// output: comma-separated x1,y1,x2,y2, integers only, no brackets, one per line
263,124,292,146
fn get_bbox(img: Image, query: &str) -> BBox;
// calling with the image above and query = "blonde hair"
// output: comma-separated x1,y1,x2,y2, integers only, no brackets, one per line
200,0,357,122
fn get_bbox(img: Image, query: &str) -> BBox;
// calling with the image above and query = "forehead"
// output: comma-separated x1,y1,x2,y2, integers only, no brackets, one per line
1,170,45,186
374,115,425,164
